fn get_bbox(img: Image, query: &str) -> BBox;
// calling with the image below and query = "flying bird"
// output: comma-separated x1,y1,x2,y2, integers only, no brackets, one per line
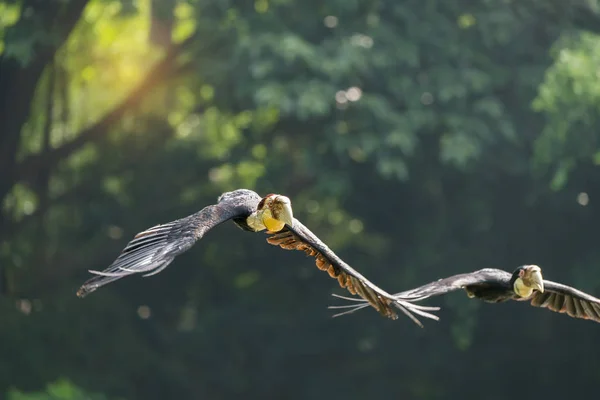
329,265,600,323
76,189,439,326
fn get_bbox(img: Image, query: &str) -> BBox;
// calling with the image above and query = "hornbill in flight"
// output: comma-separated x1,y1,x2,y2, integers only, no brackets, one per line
76,189,439,326
330,265,600,323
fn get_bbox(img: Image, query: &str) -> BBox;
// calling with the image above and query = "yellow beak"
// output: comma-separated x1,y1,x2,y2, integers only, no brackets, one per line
277,196,294,227
530,270,544,293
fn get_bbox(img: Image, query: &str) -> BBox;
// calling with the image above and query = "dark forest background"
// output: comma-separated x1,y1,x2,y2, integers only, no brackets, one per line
2,0,600,399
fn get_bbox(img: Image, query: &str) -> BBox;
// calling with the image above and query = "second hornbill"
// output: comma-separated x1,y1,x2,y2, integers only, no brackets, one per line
76,189,439,326
329,265,600,323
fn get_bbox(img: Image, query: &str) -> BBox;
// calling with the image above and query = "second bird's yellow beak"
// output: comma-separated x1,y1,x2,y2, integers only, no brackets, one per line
529,269,545,293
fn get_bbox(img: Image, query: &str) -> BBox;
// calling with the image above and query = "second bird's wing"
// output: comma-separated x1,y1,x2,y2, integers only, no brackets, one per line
330,268,600,324
529,280,600,322
76,189,261,297
394,269,512,299
328,268,511,320
266,219,440,327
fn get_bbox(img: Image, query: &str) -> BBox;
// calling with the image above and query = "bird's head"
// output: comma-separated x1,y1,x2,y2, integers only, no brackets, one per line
257,194,294,232
511,265,544,298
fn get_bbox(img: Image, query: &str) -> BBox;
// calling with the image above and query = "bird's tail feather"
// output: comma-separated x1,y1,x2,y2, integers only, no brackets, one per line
76,259,173,298
328,293,440,327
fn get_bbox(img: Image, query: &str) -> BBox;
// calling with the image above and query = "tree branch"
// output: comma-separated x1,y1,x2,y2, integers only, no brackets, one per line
17,41,193,184
35,60,56,235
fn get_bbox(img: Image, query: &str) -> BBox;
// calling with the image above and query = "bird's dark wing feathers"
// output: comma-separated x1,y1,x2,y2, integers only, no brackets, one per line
395,268,512,299
331,267,600,324
266,219,440,327
529,280,600,322
328,268,510,317
76,189,261,297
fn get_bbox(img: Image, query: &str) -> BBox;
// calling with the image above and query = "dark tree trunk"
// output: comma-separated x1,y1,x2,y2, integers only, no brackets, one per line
0,1,90,295
0,0,89,210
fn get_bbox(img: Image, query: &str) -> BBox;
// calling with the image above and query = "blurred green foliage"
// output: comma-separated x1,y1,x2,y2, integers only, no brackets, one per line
8,380,109,400
1,0,600,399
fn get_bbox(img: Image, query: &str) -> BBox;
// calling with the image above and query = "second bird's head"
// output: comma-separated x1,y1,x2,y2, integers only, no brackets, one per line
511,265,544,298
257,194,294,232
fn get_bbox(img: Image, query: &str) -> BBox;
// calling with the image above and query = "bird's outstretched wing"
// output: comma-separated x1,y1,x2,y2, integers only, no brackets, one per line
266,219,440,327
328,268,511,317
395,269,512,299
76,189,261,297
529,281,600,322
331,268,600,324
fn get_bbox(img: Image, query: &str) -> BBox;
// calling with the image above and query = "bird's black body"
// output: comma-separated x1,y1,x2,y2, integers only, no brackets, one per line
219,190,261,232
76,189,440,326
232,216,255,231
464,283,515,303
331,266,600,324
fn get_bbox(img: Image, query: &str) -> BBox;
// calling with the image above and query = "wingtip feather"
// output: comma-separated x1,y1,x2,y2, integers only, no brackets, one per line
76,285,94,298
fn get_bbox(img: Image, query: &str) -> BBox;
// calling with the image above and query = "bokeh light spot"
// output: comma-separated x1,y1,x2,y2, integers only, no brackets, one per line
346,87,362,102
137,305,151,319
577,192,589,206
324,16,338,28
421,92,434,105
349,219,364,234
